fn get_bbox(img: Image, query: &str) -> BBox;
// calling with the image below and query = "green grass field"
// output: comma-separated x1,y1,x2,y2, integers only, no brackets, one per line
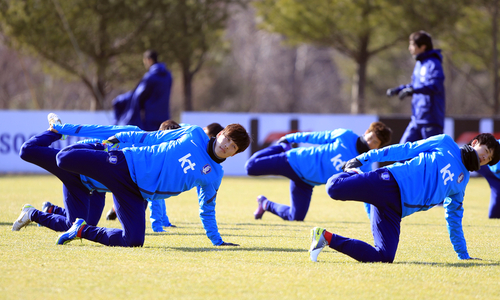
1,175,500,299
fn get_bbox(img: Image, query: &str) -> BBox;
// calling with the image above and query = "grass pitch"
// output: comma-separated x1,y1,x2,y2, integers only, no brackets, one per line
1,175,500,299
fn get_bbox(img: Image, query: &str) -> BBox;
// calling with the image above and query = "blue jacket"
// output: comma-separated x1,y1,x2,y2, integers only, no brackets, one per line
356,134,471,259
284,129,373,186
394,49,445,127
113,63,172,131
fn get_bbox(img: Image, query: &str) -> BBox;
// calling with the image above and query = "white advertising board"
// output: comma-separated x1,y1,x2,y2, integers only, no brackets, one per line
0,110,113,173
181,112,378,176
0,110,478,176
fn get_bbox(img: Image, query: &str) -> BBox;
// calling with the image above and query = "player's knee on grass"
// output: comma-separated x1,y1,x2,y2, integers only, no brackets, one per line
125,234,145,247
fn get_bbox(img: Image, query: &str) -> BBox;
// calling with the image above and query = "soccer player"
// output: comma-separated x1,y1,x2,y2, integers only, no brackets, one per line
54,123,250,247
245,122,392,221
309,133,500,263
13,116,179,232
203,123,224,138
476,139,500,218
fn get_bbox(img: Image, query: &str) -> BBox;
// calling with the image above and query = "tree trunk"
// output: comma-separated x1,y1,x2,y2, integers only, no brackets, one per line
492,0,499,115
351,36,370,114
290,45,308,113
182,64,193,111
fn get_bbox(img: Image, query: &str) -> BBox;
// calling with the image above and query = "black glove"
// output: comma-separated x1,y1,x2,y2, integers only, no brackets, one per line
106,136,120,144
386,88,399,97
342,158,362,171
398,87,414,100
219,242,239,246
277,136,289,144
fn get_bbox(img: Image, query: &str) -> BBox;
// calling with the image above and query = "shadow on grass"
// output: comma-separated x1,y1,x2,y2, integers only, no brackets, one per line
394,261,500,267
146,246,306,253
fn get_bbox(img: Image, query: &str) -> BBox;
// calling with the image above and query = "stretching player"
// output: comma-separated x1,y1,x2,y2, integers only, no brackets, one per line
476,139,500,218
53,123,250,247
245,122,392,221
309,133,500,263
13,115,178,232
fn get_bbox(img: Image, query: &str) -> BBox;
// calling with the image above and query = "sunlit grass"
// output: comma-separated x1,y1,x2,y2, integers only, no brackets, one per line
1,175,499,299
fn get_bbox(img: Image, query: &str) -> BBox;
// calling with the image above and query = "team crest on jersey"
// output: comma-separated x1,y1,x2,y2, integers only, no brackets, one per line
202,164,212,175
457,172,464,183
380,171,390,181
108,155,118,164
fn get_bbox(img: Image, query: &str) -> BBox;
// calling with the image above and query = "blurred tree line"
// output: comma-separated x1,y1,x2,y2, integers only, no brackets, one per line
0,0,498,119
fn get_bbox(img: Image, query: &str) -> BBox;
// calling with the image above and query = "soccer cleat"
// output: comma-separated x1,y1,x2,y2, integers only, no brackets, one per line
41,201,54,213
12,204,35,231
309,227,328,262
106,207,117,220
47,113,62,126
47,113,67,140
56,218,86,245
254,195,268,220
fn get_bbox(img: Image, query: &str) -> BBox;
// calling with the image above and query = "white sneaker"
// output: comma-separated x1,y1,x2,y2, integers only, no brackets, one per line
309,227,328,262
12,204,36,231
47,113,67,140
47,113,62,126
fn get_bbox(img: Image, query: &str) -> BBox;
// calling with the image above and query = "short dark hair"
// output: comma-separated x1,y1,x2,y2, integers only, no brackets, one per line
368,121,392,148
469,133,500,166
410,31,433,51
220,124,251,154
143,50,158,63
159,120,181,131
204,123,224,138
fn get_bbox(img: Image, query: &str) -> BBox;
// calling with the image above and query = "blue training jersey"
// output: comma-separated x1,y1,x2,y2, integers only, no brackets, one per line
356,134,471,259
116,125,225,245
285,129,372,186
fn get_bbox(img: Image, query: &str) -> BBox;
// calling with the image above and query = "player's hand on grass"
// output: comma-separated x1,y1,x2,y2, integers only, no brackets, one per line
219,242,239,246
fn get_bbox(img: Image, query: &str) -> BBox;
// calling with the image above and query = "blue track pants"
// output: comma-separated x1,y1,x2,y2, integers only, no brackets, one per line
245,145,313,221
56,143,147,247
325,169,402,263
19,131,105,231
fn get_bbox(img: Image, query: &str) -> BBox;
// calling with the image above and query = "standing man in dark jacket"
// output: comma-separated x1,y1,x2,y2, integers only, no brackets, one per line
387,31,445,144
113,50,173,131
